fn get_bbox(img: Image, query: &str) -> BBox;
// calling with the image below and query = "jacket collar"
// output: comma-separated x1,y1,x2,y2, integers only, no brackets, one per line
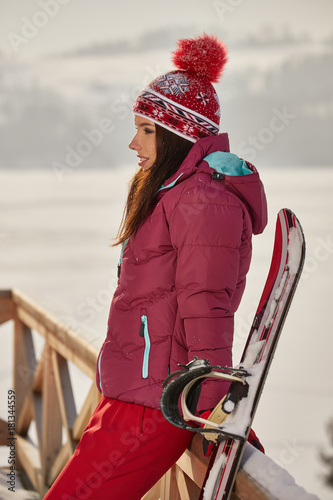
155,132,267,235
158,133,230,192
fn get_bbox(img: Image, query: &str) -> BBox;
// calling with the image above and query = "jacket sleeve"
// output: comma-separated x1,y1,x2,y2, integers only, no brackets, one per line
169,184,250,410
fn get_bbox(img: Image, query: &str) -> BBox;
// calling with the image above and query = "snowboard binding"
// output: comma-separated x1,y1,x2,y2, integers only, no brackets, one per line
160,357,250,442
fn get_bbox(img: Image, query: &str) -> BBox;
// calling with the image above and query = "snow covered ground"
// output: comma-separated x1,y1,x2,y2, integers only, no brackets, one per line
0,166,332,498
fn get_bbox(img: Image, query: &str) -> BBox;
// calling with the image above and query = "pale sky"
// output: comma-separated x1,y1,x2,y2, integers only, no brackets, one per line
1,0,332,58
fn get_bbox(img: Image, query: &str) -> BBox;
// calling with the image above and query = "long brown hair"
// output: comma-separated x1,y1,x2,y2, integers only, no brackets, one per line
114,124,194,246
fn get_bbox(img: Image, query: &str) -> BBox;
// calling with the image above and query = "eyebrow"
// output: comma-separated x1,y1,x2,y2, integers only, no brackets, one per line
137,122,156,128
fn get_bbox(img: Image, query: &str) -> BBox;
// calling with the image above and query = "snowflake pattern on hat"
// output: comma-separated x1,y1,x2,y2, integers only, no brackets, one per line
196,92,210,105
183,123,195,133
156,72,189,96
152,109,164,119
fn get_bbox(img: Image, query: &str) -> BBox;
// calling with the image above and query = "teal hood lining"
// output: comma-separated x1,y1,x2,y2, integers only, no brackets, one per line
203,152,253,177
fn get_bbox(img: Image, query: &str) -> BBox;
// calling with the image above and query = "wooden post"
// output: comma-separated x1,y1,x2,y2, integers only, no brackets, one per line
13,317,37,472
41,342,63,487
0,289,14,325
51,350,77,451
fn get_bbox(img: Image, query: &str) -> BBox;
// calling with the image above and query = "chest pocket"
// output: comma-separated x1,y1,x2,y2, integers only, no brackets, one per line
130,205,174,263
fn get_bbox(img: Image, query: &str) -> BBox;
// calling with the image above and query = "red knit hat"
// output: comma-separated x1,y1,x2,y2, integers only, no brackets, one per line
133,34,228,143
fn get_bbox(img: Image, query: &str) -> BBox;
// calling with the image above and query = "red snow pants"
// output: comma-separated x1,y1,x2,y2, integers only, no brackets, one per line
43,396,193,500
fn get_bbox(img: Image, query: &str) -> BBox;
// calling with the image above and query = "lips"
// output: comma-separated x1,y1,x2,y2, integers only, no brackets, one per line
137,156,149,167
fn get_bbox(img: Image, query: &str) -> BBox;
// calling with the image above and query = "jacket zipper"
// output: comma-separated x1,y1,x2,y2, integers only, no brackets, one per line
156,173,184,193
139,314,150,379
97,350,104,395
117,238,129,278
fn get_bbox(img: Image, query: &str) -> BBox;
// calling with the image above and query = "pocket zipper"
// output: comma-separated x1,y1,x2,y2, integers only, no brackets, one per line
140,315,150,379
97,350,104,395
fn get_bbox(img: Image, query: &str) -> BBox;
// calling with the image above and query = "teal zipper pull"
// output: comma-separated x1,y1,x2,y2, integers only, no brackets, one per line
140,315,150,379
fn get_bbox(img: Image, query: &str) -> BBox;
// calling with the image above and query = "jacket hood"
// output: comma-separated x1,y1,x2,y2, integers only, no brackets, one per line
158,134,267,235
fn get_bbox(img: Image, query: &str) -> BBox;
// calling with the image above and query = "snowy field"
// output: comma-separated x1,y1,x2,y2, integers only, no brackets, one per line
0,166,332,499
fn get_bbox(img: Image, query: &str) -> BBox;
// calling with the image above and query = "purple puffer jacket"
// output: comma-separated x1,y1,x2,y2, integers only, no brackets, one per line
96,133,267,412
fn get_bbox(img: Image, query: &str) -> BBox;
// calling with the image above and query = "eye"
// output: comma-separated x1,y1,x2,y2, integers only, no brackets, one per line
144,128,154,134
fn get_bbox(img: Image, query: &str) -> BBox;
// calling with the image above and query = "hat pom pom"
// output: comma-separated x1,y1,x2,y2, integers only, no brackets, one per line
172,33,228,83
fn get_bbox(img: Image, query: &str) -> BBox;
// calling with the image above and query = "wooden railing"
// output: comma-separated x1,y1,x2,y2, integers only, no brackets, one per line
0,289,270,499
0,289,101,497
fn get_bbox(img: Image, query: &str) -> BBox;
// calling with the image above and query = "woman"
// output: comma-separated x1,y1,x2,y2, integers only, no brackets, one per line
44,34,267,499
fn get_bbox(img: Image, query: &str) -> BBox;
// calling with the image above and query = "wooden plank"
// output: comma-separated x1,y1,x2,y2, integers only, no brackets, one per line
176,434,209,488
13,321,35,419
0,418,8,446
12,289,98,360
32,391,43,451
234,468,275,500
176,449,207,488
13,320,26,419
160,468,172,500
13,320,38,442
33,345,46,393
176,465,202,500
15,305,98,379
175,466,192,500
51,350,76,451
16,435,45,497
0,296,14,325
16,393,33,436
41,343,63,486
168,466,182,500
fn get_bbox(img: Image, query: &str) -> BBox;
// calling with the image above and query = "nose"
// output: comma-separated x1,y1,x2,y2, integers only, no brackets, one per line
129,132,140,151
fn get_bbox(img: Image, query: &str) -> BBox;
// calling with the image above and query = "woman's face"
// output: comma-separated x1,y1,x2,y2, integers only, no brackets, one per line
129,116,157,171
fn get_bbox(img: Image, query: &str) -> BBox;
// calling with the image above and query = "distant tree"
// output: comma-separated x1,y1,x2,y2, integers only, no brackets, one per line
320,418,333,488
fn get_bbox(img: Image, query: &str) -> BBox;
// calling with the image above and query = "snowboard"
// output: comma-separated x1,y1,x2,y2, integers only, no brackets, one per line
160,208,306,500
